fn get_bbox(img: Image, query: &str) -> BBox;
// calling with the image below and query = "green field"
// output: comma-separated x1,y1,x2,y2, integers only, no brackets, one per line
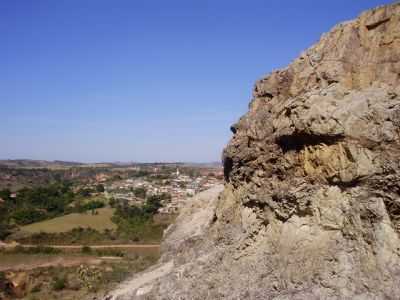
20,208,116,233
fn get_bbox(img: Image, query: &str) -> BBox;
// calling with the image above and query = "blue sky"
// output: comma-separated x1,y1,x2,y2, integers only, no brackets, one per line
0,0,394,163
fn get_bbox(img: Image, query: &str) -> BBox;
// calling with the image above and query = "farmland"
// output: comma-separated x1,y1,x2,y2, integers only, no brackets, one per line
20,208,116,234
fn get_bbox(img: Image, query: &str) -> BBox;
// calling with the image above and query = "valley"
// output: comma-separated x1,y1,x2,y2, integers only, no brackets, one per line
0,161,222,299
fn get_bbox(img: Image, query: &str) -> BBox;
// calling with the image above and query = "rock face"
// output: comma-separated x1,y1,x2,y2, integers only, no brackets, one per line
109,3,400,299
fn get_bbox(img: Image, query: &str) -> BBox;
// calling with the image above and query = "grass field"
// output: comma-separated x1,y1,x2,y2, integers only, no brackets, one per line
20,208,116,233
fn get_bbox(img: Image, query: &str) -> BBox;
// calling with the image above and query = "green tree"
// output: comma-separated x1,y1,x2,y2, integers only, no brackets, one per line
143,195,162,215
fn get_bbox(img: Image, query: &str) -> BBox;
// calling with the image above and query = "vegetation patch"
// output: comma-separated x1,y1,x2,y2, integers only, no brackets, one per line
112,194,168,243
15,227,116,245
9,183,75,225
7,245,62,255
52,274,67,291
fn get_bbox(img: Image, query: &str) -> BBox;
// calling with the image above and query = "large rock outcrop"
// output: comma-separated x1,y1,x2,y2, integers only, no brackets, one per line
109,3,400,299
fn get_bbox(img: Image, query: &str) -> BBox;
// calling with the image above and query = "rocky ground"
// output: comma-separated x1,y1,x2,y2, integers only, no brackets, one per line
108,3,400,299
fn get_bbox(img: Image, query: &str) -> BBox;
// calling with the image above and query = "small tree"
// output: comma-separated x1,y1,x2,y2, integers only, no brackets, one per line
81,245,92,254
52,275,67,291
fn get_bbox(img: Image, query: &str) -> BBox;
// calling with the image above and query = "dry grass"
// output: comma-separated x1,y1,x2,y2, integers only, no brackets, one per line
20,208,116,234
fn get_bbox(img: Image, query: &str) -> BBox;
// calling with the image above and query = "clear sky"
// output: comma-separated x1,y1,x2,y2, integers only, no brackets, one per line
0,0,394,163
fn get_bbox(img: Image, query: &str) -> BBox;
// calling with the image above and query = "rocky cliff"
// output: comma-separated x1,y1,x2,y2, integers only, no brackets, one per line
109,3,400,299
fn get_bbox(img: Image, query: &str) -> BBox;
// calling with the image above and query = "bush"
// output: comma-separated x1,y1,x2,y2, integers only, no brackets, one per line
77,265,102,291
32,245,61,254
52,275,67,291
81,245,92,254
103,265,130,283
11,245,61,255
82,200,104,211
95,248,124,257
11,208,47,225
16,227,116,245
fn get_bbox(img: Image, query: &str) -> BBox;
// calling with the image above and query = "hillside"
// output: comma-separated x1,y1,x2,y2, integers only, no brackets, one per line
0,160,86,170
108,3,400,299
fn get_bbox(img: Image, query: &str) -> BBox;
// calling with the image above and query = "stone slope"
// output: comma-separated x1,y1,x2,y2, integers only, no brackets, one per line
109,3,400,299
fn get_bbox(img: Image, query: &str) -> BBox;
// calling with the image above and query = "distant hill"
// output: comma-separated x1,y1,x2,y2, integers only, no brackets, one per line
0,160,222,169
0,159,85,169
181,162,222,168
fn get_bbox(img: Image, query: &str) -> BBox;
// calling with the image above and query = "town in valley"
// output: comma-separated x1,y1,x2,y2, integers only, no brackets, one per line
0,160,222,299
